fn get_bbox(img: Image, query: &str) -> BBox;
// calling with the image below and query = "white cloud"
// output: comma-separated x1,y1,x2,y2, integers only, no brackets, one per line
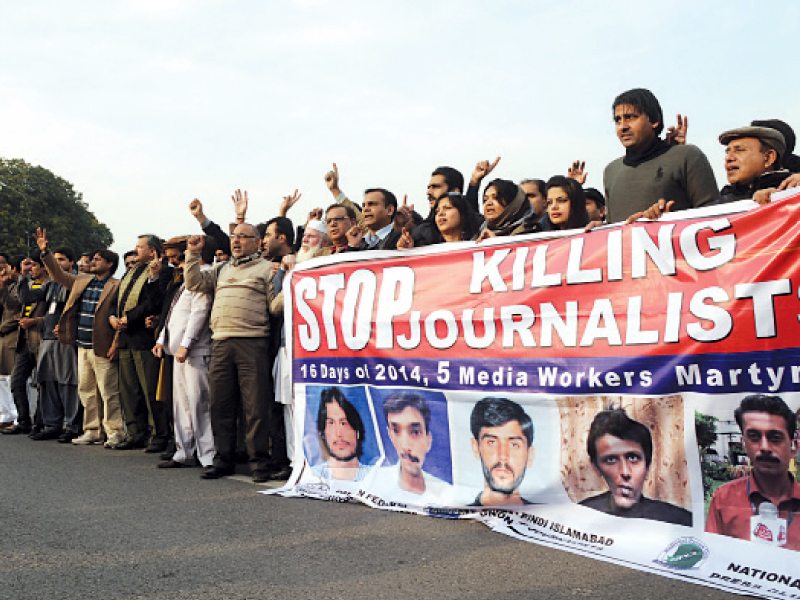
121,0,193,18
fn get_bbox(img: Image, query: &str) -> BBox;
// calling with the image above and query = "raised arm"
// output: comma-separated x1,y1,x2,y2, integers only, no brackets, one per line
325,163,367,232
35,227,79,290
466,157,501,212
190,198,231,256
278,189,302,218
393,195,414,232
184,235,220,294
232,189,248,223
568,160,588,185
666,114,688,146
469,157,501,189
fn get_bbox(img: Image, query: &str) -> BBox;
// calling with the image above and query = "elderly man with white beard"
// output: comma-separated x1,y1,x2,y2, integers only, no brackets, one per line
296,220,330,263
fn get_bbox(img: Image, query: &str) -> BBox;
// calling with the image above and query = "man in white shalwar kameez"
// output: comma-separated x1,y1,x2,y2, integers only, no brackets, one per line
153,244,214,470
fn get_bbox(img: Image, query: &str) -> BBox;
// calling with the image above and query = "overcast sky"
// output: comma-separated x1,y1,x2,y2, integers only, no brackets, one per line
1,0,797,257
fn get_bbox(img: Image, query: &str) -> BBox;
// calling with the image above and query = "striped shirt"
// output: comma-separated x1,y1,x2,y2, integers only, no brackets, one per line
76,276,109,349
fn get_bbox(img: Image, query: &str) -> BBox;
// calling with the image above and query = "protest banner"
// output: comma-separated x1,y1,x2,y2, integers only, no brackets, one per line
268,190,800,598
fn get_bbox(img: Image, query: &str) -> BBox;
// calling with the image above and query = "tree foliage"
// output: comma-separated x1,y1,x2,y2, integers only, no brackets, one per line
0,158,113,256
694,411,718,452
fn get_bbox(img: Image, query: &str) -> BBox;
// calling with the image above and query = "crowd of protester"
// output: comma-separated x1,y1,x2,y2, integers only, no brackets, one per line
0,87,799,483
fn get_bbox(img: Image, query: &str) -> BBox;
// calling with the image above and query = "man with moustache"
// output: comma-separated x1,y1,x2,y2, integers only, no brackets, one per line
580,408,692,526
33,229,125,447
261,216,294,263
519,179,547,220
323,204,357,254
322,163,401,251
469,397,535,507
634,125,793,219
184,223,276,482
324,163,366,232
295,220,329,263
372,392,448,502
311,387,370,482
707,395,800,549
109,234,172,452
344,188,401,251
603,87,718,223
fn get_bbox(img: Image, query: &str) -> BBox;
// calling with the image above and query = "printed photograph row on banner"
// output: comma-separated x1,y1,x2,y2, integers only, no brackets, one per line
292,385,800,552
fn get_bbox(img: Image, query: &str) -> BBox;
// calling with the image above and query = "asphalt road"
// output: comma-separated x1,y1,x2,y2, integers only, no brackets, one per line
0,434,739,600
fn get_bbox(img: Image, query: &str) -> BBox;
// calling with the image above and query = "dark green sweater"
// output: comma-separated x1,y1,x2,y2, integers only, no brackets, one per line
603,143,719,223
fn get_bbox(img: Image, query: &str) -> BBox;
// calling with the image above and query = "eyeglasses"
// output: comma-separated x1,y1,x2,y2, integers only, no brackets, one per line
231,234,256,240
325,216,350,224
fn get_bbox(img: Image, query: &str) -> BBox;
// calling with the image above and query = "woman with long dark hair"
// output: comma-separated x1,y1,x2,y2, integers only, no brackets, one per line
542,175,590,231
397,194,483,249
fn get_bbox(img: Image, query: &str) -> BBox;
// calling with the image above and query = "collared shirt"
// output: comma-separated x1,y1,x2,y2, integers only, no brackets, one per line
364,223,394,249
370,463,451,506
706,472,800,550
311,461,371,483
76,275,109,349
228,253,260,267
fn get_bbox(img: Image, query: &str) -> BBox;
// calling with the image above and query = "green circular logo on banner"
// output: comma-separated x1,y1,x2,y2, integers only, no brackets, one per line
654,537,709,570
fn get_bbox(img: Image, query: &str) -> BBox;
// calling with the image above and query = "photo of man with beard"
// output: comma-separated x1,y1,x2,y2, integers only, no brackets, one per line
468,397,535,507
310,386,372,482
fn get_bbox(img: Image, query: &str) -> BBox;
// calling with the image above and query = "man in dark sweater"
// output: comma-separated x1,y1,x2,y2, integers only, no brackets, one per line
627,124,794,220
603,88,718,223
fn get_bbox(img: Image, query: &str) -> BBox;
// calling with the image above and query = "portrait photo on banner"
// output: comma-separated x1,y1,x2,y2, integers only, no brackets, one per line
694,392,800,551
446,392,568,508
302,385,382,483
367,387,454,506
557,395,694,527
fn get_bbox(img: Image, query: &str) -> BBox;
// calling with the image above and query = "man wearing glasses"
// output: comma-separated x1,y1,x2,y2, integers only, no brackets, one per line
184,223,277,483
323,204,356,254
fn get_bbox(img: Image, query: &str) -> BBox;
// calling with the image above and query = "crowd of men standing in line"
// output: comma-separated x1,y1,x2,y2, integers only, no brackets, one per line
0,87,799,484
